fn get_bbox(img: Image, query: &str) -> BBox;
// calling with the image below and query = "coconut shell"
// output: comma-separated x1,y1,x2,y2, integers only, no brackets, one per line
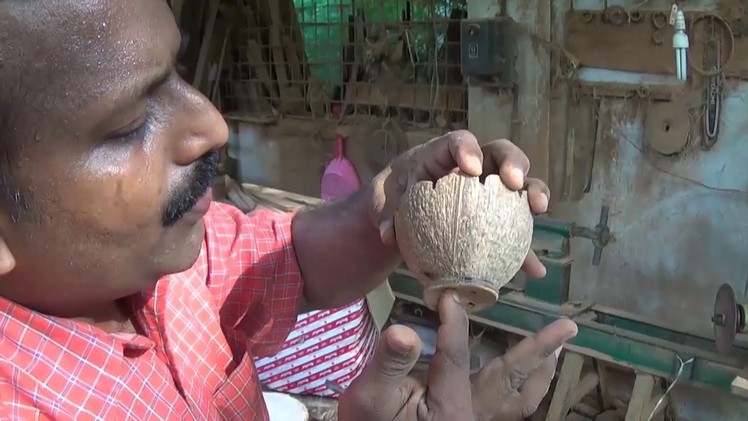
394,173,534,312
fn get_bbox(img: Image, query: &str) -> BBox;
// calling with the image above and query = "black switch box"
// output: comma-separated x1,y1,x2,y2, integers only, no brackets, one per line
460,18,514,84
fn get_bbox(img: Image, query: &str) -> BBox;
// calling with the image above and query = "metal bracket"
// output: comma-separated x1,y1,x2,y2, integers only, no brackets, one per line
570,205,611,266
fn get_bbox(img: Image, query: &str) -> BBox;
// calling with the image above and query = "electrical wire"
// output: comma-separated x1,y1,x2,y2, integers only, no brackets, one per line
645,355,694,421
688,13,735,77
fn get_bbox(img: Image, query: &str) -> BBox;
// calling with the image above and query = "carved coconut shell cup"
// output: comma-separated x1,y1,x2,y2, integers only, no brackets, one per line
394,173,534,312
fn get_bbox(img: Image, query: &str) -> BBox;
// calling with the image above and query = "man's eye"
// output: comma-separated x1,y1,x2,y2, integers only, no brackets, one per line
109,117,148,143
114,125,144,142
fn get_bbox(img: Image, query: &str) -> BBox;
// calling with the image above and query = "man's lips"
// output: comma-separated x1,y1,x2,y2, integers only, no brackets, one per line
187,187,213,216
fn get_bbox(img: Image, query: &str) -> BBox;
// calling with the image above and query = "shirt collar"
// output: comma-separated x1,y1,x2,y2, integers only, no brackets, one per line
0,295,155,352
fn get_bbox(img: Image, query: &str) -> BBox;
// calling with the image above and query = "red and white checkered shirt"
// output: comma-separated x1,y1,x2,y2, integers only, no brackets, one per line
0,202,304,420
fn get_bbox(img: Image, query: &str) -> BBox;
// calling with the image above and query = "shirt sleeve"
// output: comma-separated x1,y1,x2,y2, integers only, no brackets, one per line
201,202,304,358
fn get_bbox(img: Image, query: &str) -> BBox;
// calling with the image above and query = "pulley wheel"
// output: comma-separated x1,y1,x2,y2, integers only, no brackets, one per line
713,283,739,355
644,101,691,156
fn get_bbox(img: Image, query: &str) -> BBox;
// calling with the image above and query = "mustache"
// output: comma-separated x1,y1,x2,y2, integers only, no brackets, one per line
161,150,220,227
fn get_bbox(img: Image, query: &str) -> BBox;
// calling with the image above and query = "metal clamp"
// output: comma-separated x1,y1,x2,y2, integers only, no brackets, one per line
570,206,611,266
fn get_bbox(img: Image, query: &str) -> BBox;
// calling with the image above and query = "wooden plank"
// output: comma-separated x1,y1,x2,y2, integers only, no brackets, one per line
208,10,233,106
467,0,509,145
241,5,279,102
266,0,305,113
576,81,680,101
565,10,748,79
222,115,446,143
278,0,307,84
565,10,669,76
346,82,466,112
545,352,585,421
569,372,600,405
625,374,655,421
193,0,220,91
246,39,280,100
595,360,615,410
282,34,306,105
548,0,571,208
281,0,310,81
511,0,551,183
731,375,748,399
643,391,665,420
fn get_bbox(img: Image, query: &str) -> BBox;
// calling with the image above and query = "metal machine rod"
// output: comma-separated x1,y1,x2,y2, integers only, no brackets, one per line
389,271,745,391
536,206,612,267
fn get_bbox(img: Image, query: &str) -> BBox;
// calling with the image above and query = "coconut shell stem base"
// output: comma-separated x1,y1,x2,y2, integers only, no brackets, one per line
423,279,499,312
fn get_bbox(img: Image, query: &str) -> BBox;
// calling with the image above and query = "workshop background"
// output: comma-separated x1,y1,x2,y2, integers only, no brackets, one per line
171,0,748,419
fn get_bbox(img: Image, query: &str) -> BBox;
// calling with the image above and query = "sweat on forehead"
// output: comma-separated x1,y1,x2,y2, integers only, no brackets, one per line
0,0,179,113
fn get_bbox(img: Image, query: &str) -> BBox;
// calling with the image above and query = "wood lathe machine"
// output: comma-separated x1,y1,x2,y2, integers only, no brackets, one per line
226,181,748,419
391,210,748,419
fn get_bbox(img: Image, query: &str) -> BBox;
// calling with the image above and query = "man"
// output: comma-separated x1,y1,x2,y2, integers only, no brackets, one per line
0,1,578,420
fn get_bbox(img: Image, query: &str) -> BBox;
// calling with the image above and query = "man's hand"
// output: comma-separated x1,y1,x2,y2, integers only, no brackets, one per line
337,130,577,420
337,291,578,421
371,130,550,278
471,319,578,421
338,291,475,421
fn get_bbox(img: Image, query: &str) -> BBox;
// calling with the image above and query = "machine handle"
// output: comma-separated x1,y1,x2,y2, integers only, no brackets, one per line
570,205,611,267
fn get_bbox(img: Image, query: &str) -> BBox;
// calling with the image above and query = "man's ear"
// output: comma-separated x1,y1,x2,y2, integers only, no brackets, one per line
0,236,16,275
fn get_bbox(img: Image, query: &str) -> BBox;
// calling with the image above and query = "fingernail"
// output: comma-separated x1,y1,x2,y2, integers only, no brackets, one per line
470,156,483,174
512,167,525,184
538,265,547,278
451,291,461,304
379,218,394,239
554,347,562,359
387,335,413,356
540,194,549,211
447,290,466,309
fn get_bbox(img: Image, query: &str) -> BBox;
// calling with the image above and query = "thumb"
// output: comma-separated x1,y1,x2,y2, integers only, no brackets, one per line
365,324,421,386
338,325,421,420
370,165,409,244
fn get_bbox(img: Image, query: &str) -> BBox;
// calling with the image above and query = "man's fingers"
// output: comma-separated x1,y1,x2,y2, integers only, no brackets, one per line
338,325,421,421
372,167,404,217
426,290,473,405
525,177,550,214
500,319,578,391
369,324,422,383
517,350,560,417
482,139,531,190
522,249,547,278
446,131,483,176
415,130,484,181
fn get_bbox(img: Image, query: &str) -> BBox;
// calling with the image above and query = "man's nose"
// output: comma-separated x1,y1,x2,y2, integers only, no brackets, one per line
171,86,228,166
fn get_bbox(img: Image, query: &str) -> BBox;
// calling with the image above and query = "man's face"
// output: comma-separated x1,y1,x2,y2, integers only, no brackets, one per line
0,0,228,316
